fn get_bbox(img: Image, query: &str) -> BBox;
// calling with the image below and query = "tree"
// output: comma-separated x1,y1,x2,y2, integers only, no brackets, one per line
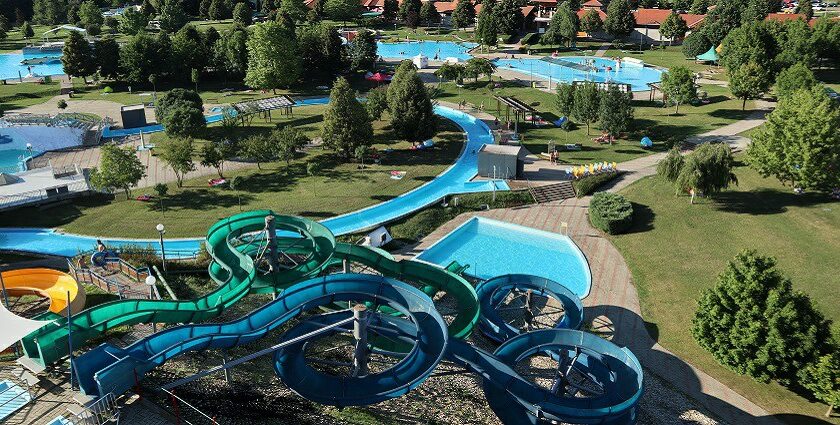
464,57,496,82
604,0,635,39
554,83,575,118
689,0,708,13
747,87,840,192
675,143,737,203
399,0,422,28
796,1,813,19
774,62,818,99
729,61,770,110
158,137,196,188
220,26,249,78
451,0,475,29
693,250,833,384
365,86,389,120
475,1,498,50
120,7,148,35
741,0,775,23
775,19,816,69
543,1,578,47
200,142,226,178
799,353,840,418
434,62,464,86
94,36,121,80
157,89,204,122
720,21,777,76
660,65,696,114
383,0,398,21
419,1,440,27
572,82,599,135
241,134,274,169
21,21,34,40
272,126,307,168
598,85,633,144
659,12,688,45
208,0,227,20
322,77,373,158
33,0,66,25
580,9,602,37
159,0,189,32
78,0,103,35
699,0,743,47
120,33,160,84
349,28,377,72
57,99,68,109
298,22,346,81
280,0,307,22
141,0,156,17
233,2,252,26
245,21,301,92
171,26,209,79
89,144,146,198
162,105,206,138
682,30,711,58
492,0,523,36
324,0,362,25
656,147,684,182
387,61,437,143
62,31,95,83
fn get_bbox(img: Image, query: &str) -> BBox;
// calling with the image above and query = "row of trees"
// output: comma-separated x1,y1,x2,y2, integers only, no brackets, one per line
555,82,634,141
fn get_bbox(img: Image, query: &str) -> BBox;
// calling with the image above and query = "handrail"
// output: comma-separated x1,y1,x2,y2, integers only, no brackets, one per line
161,388,218,425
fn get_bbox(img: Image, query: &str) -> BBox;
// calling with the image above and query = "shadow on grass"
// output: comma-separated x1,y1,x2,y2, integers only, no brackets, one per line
149,189,253,211
623,202,655,234
713,189,830,216
708,108,753,120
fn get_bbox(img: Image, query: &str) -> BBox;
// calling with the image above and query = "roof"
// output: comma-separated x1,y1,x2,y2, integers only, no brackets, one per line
765,12,808,22
435,1,456,13
521,5,536,17
233,95,296,113
121,104,145,112
577,8,607,21
495,96,539,113
632,9,705,28
582,0,603,7
479,144,526,156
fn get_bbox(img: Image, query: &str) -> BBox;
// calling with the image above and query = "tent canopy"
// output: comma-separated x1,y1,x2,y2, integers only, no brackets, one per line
696,46,719,62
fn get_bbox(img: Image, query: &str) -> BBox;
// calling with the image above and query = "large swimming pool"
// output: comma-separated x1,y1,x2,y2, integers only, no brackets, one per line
0,52,64,81
415,217,592,298
495,56,663,91
0,125,87,173
377,41,477,61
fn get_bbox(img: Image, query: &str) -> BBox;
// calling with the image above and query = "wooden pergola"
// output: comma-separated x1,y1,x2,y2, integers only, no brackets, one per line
494,96,539,135
232,95,296,122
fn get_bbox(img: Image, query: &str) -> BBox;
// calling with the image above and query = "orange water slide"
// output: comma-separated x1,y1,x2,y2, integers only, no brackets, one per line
0,268,86,314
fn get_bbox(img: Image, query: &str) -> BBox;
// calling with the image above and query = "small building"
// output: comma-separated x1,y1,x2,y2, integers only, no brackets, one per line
120,104,147,129
477,144,526,180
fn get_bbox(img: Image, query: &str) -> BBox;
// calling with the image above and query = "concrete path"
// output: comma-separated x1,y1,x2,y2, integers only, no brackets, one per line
595,42,612,57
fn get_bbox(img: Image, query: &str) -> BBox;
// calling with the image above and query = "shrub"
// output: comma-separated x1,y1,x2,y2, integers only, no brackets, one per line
573,171,620,197
56,99,68,109
521,32,541,45
588,192,634,234
154,183,168,197
103,86,113,93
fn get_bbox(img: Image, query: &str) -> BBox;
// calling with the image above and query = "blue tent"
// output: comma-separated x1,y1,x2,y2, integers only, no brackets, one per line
640,136,653,148
696,46,719,63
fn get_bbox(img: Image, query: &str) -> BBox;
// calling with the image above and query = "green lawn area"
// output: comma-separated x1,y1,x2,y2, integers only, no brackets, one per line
610,161,840,422
0,80,62,110
433,81,755,164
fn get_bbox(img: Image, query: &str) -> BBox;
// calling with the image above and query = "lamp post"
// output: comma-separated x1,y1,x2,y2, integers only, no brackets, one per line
156,223,167,273
25,142,33,157
145,275,158,332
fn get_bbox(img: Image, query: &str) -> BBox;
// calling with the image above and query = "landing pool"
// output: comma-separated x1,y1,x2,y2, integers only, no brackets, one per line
0,52,64,81
495,56,663,91
377,41,477,61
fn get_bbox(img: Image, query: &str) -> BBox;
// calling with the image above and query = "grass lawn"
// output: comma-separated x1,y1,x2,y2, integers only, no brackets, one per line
0,80,62,110
610,160,840,422
433,80,755,164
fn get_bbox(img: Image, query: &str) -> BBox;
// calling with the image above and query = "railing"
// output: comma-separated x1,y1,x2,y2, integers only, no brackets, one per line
162,388,218,425
68,392,120,425
68,258,158,300
103,257,151,284
0,177,90,211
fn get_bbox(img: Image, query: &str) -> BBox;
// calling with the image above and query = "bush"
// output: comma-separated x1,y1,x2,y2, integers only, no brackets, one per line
102,86,113,93
521,32,541,45
56,99,68,109
588,192,634,234
573,171,620,197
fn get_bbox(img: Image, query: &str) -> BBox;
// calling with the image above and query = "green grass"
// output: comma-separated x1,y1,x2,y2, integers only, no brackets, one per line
433,81,755,164
0,81,61,110
610,161,840,423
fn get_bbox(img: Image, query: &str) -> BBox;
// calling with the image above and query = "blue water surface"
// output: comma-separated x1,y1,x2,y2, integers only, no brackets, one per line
0,52,64,81
377,41,477,61
495,56,663,91
416,217,592,298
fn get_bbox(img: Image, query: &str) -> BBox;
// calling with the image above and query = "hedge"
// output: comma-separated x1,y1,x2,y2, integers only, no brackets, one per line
573,171,621,197
589,192,634,234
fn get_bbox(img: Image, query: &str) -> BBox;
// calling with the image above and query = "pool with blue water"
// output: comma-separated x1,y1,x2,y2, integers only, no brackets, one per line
0,51,64,81
495,56,663,91
416,217,592,298
377,41,477,61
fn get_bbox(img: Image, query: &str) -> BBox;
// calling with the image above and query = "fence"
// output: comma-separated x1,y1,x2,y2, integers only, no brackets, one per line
0,177,90,211
67,392,120,425
68,258,159,300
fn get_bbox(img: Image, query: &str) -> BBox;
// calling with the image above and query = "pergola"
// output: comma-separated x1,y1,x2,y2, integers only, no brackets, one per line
232,95,296,122
494,96,539,135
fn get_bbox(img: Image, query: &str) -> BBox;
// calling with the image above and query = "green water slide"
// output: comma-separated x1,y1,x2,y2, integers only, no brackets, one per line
20,210,336,368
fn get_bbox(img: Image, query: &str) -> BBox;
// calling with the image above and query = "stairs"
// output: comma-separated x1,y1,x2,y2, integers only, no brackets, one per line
529,181,576,203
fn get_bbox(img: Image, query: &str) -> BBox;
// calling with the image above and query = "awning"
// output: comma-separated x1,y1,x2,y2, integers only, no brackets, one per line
0,302,50,352
696,46,719,62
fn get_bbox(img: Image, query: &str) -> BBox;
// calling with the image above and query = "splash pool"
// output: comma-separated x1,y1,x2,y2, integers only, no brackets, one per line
495,56,663,91
377,41,477,61
416,217,592,297
0,52,64,81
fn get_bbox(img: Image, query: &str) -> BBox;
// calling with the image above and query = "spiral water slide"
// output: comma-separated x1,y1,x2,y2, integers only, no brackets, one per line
29,210,642,424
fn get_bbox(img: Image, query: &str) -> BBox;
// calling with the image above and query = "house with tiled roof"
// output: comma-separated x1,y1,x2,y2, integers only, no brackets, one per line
631,8,706,44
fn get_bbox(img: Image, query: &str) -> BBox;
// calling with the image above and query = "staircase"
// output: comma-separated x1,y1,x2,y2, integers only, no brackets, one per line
529,181,576,203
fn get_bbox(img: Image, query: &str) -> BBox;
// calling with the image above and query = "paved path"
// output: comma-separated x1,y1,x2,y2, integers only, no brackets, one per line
595,42,612,57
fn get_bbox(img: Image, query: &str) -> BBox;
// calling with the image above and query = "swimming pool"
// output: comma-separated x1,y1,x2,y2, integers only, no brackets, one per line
0,125,87,173
377,41,477,61
0,51,64,81
416,217,592,298
495,56,663,91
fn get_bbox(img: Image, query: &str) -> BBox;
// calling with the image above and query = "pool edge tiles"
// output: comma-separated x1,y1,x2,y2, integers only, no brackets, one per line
415,216,593,299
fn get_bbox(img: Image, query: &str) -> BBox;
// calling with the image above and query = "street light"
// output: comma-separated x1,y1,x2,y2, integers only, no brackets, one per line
25,143,33,157
145,275,157,299
156,223,167,273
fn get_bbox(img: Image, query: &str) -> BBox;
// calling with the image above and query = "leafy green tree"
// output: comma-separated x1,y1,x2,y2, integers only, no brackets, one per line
748,87,840,191
543,1,578,47
220,26,249,78
241,134,274,169
200,142,226,178
209,0,227,20
365,86,389,120
94,36,121,80
656,147,684,182
451,0,475,29
171,25,208,80
33,0,66,25
298,22,346,81
78,0,103,35
774,62,818,99
21,21,34,40
383,0,398,21
387,61,437,143
154,183,168,197
90,144,146,197
659,12,688,45
157,88,204,122
729,61,770,110
158,137,196,187
675,143,737,203
104,16,119,32
162,105,206,138
159,0,189,32
799,353,840,418
580,9,602,37
698,0,743,47
398,0,422,27
272,126,307,167
349,28,377,72
598,85,633,143
245,21,301,92
120,33,160,83
741,0,775,23
689,0,708,13
492,0,523,36
419,1,440,26
120,7,148,35
57,99,68,109
572,82,600,135
775,19,816,69
141,0,156,17
812,17,840,63
475,0,498,50
233,2,252,26
796,1,813,19
682,30,711,58
324,0,361,25
280,0,307,22
464,57,496,82
554,83,575,118
660,65,697,114
693,250,833,384
604,0,635,39
62,31,95,83
199,0,211,17
322,77,373,158
435,62,464,86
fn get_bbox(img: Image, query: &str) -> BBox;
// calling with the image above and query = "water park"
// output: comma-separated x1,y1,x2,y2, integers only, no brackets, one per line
1,3,840,425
